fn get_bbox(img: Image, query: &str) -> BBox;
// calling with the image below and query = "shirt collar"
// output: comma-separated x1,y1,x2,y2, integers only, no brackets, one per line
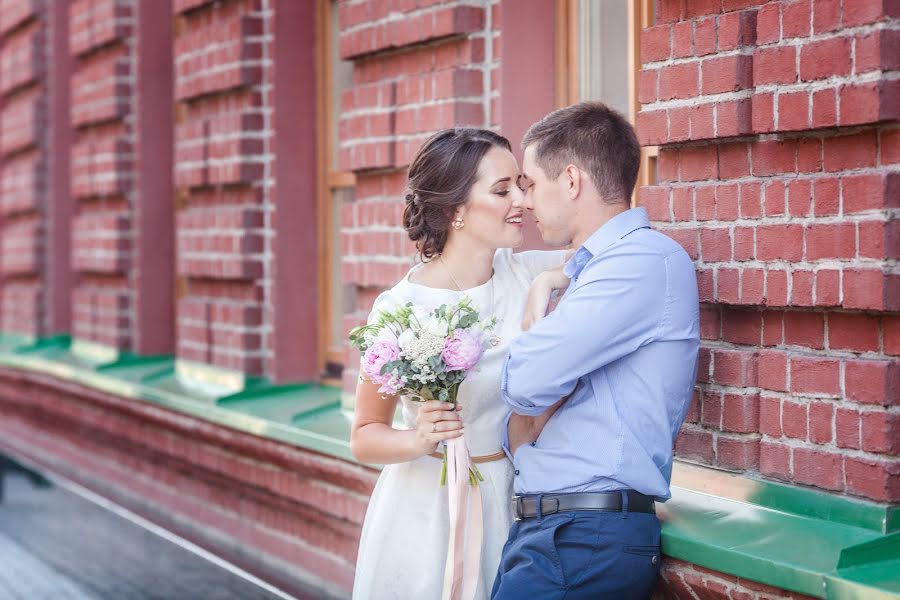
563,207,651,279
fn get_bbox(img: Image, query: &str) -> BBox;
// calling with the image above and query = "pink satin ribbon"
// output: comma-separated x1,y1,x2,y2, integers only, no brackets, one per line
441,436,483,600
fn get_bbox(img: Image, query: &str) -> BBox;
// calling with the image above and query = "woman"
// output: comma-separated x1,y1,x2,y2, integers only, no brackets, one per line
350,128,567,600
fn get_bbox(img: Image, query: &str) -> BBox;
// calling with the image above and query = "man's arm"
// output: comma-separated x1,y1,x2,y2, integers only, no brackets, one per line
502,248,667,415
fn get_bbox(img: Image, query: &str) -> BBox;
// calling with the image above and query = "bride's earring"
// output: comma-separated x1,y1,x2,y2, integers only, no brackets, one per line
452,218,465,230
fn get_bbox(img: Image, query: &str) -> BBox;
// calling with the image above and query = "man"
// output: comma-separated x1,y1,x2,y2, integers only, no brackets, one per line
492,102,700,599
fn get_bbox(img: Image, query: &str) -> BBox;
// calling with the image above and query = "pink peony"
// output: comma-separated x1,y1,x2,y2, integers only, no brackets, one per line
441,329,484,372
362,340,401,384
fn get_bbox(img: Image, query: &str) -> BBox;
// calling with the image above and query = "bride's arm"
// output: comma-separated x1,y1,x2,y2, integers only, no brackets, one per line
350,380,463,464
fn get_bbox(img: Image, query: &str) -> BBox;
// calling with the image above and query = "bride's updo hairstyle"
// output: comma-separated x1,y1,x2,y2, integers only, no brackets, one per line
403,128,512,261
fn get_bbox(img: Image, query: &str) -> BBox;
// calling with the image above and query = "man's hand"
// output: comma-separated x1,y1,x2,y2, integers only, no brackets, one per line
507,395,568,455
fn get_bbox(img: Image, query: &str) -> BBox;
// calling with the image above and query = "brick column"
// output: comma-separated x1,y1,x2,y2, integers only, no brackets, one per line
0,0,73,340
173,0,271,376
637,0,898,505
338,0,500,394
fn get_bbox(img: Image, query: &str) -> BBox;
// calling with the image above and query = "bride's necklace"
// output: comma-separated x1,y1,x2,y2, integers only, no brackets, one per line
439,254,500,347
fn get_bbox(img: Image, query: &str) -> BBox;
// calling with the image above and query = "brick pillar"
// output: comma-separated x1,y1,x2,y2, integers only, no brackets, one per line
0,0,73,340
173,0,271,376
637,0,899,505
338,1,500,394
69,0,174,355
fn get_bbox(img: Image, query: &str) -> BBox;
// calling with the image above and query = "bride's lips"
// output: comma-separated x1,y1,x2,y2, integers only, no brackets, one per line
505,212,524,227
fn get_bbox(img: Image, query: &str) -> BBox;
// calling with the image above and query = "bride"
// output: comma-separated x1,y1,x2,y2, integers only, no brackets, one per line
350,128,567,599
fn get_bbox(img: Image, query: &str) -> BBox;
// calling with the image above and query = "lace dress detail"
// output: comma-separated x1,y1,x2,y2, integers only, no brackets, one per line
352,248,567,600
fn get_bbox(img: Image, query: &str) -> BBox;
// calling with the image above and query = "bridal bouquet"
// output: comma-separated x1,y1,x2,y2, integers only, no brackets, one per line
349,297,497,485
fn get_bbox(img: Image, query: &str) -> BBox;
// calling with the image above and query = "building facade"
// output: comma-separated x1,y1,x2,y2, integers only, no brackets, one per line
0,0,896,598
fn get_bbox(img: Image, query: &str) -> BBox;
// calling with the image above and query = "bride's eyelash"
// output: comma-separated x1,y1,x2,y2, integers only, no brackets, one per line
495,190,509,197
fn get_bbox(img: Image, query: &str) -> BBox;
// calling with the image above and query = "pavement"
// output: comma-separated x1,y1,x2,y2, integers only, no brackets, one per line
0,456,294,600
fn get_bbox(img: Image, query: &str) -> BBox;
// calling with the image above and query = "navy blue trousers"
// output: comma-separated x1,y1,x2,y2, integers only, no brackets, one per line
491,504,661,600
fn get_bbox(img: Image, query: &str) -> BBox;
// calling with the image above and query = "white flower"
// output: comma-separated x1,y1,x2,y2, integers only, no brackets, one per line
374,326,399,345
398,330,416,353
425,316,448,337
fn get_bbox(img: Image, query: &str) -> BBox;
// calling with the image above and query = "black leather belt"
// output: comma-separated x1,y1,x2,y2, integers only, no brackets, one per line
511,491,656,520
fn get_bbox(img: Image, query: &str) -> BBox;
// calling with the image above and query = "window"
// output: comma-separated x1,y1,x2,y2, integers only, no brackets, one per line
317,0,356,383
556,0,658,192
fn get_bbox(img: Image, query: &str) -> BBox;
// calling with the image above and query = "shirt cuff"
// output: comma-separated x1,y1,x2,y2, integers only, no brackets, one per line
501,411,514,462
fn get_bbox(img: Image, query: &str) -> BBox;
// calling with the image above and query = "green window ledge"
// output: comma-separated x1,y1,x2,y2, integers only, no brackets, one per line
0,334,897,600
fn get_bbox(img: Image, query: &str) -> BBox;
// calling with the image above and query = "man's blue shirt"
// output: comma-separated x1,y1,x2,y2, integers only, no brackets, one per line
501,207,700,500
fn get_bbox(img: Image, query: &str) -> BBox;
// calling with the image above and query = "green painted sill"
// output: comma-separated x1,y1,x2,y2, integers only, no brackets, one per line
0,334,897,599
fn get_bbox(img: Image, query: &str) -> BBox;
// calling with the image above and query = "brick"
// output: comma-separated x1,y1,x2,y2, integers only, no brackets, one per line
797,138,823,173
844,359,899,405
658,148,680,183
717,9,756,51
689,103,715,140
669,106,692,142
782,399,809,440
844,456,900,502
642,24,672,63
751,92,775,133
698,269,715,303
713,349,758,387
757,225,803,261
701,55,751,95
673,21,693,58
718,184,740,220
824,131,877,172
778,92,809,131
694,186,715,221
762,180,786,216
718,142,750,179
676,429,715,463
793,447,842,490
760,394,783,436
667,228,700,261
842,173,890,214
716,437,759,470
782,0,812,38
754,46,797,85
813,0,842,33
812,177,840,216
638,69,658,104
752,140,796,177
718,268,740,304
765,269,789,307
806,223,856,260
700,228,731,263
828,313,880,352
764,310,786,346
659,62,700,100
755,2,781,45
812,88,838,128
741,268,765,304
722,393,760,433
636,109,667,146
680,146,718,181
639,186,670,222
784,312,825,349
790,356,840,396
808,402,834,445
815,269,842,307
701,390,723,428
800,37,852,82
843,269,886,310
835,408,860,449
792,269,815,306
843,0,888,26
733,226,754,261
695,17,717,56
716,98,752,137
700,306,721,341
759,441,791,480
858,220,891,259
885,316,900,355
860,411,900,454
722,308,761,344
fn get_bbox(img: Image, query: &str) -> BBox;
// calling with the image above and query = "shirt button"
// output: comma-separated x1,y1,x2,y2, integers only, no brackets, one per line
530,441,536,446
514,470,520,475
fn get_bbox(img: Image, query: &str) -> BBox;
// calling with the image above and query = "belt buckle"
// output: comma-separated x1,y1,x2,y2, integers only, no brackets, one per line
513,496,524,521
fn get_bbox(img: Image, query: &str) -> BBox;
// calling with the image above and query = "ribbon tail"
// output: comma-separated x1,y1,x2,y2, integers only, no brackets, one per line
441,436,483,600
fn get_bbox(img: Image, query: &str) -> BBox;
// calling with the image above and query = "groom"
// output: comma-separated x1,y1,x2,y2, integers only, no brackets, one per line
492,102,700,599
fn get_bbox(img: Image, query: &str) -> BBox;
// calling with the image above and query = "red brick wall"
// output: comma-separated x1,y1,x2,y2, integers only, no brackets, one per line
338,0,501,393
637,0,899,506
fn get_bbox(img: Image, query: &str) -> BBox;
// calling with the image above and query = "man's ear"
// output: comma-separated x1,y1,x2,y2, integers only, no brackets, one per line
564,164,581,200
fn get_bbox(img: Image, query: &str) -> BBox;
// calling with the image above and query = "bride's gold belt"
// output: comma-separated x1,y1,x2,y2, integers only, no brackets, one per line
429,449,508,463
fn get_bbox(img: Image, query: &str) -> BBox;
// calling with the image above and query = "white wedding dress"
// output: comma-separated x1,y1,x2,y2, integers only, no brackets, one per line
352,248,567,600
